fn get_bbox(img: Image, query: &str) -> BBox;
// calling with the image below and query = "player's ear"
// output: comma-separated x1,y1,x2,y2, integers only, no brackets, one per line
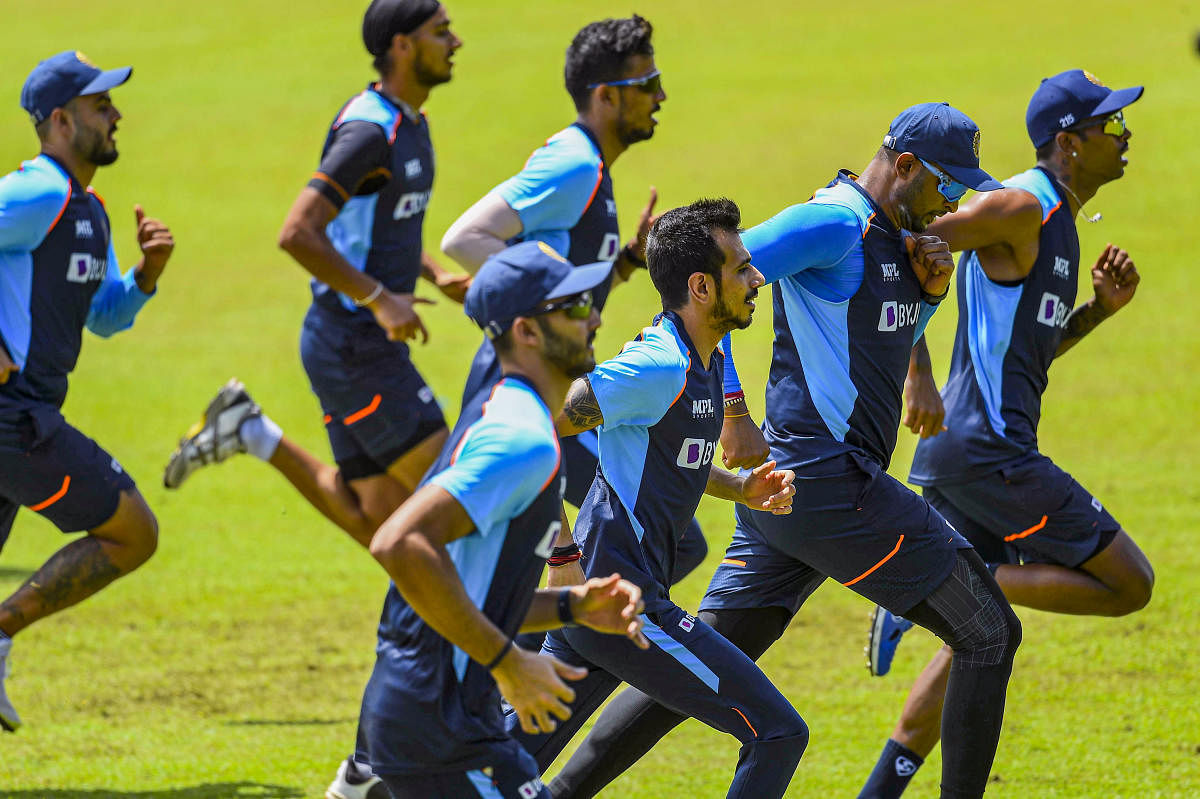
687,271,713,306
510,316,541,349
894,152,919,179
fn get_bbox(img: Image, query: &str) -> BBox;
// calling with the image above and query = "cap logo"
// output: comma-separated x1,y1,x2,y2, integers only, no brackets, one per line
1082,70,1106,87
75,51,95,67
972,130,981,159
536,241,568,264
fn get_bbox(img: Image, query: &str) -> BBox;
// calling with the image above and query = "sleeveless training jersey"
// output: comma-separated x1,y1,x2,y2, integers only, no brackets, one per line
910,167,1080,485
358,374,564,776
575,312,724,611
748,172,937,471
0,154,152,412
307,84,435,324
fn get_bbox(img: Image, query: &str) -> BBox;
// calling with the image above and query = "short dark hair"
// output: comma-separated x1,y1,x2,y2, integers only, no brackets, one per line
647,197,742,311
563,15,654,112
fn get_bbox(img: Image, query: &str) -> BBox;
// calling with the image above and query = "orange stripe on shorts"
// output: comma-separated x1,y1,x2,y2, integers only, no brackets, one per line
29,475,71,511
732,706,758,737
343,394,382,425
843,534,905,587
721,558,747,567
1004,515,1048,543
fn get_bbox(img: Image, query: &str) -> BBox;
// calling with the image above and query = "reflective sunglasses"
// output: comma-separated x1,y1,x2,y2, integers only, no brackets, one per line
586,69,662,94
917,157,969,203
532,290,594,320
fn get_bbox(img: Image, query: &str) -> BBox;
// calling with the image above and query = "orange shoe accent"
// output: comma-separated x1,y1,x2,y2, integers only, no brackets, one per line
843,534,905,587
1004,515,1048,543
322,414,332,425
721,558,747,567
29,476,71,511
343,394,382,425
732,706,758,737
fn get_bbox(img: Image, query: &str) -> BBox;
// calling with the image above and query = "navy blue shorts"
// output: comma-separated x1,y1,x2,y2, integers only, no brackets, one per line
301,306,445,481
377,738,549,799
923,453,1120,569
703,451,971,617
0,406,136,550
509,602,805,771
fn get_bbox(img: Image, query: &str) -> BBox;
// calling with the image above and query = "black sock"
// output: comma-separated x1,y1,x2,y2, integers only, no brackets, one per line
858,738,923,799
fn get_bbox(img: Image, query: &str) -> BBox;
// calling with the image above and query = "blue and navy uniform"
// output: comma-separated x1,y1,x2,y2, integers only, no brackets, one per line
509,314,808,798
704,173,970,618
300,84,445,481
356,374,562,798
459,124,732,579
0,154,145,546
910,167,1119,567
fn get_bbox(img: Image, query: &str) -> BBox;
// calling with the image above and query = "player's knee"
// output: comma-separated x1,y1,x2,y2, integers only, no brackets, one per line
758,708,809,763
1113,567,1154,615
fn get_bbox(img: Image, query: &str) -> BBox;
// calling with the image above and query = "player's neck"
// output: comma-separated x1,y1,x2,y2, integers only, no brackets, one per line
1040,158,1100,216
673,305,723,365
856,162,903,231
575,114,626,166
40,144,96,188
378,74,429,116
498,355,573,420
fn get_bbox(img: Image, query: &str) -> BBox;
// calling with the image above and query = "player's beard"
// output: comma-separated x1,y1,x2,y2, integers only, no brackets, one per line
711,286,756,333
616,104,657,146
536,317,596,379
413,47,453,87
74,122,119,166
895,179,931,233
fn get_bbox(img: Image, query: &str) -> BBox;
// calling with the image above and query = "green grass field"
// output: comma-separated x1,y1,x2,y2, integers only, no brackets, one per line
2,1,1199,796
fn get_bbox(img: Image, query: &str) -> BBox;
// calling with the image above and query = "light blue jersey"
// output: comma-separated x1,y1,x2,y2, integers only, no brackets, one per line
0,154,152,411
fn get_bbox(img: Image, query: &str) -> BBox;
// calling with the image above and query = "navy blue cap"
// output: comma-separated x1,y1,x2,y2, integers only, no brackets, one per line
21,51,131,125
465,241,611,340
883,102,1003,192
1026,69,1142,147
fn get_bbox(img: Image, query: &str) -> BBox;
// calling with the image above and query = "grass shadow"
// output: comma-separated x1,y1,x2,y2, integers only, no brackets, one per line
224,717,355,727
0,566,34,580
0,783,302,798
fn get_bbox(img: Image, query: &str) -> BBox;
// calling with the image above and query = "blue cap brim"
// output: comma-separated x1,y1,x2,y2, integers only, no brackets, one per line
1090,85,1143,118
941,163,1004,192
79,66,132,97
545,260,614,300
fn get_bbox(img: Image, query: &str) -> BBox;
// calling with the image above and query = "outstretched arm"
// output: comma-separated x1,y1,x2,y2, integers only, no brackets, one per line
558,376,604,437
440,192,524,273
903,336,946,438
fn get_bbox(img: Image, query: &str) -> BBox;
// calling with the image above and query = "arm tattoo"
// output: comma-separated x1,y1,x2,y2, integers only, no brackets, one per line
1056,300,1110,357
562,377,604,432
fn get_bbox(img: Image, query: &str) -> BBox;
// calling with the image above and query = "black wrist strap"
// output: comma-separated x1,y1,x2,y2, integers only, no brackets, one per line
484,636,514,671
921,286,950,305
557,588,578,627
621,243,647,268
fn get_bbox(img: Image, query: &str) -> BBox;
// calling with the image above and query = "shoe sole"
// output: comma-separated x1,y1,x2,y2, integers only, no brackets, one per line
867,607,891,677
163,379,250,489
0,712,20,732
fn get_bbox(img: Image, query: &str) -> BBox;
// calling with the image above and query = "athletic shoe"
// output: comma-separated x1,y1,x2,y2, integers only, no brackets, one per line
0,636,21,732
867,604,914,677
326,756,389,799
163,378,260,489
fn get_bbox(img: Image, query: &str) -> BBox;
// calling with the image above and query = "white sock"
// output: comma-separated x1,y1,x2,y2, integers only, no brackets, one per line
239,414,282,461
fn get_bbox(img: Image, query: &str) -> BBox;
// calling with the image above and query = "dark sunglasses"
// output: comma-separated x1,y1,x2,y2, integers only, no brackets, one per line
586,68,662,94
1072,110,1126,137
532,291,594,320
917,157,969,203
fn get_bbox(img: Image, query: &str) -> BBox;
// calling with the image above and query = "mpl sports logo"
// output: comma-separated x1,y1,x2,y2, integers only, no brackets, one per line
691,398,715,419
66,252,106,284
1036,292,1071,328
403,157,422,179
606,199,617,216
676,437,716,470
1053,256,1071,279
75,219,93,238
880,262,900,282
393,190,431,220
878,301,921,332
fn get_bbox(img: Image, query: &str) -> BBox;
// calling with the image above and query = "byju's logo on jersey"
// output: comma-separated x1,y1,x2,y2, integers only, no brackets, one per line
66,253,106,284
403,158,422,179
1053,256,1071,279
75,219,93,238
1036,292,1071,328
517,777,546,799
691,398,715,419
676,438,716,470
393,190,431,220
878,301,921,332
678,613,697,632
881,262,900,282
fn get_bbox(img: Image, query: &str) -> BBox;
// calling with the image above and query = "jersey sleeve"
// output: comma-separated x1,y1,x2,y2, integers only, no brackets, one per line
719,333,742,397
86,235,154,338
307,121,391,211
430,420,560,536
913,300,939,343
743,202,864,285
0,167,70,252
590,330,688,431
494,141,602,235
